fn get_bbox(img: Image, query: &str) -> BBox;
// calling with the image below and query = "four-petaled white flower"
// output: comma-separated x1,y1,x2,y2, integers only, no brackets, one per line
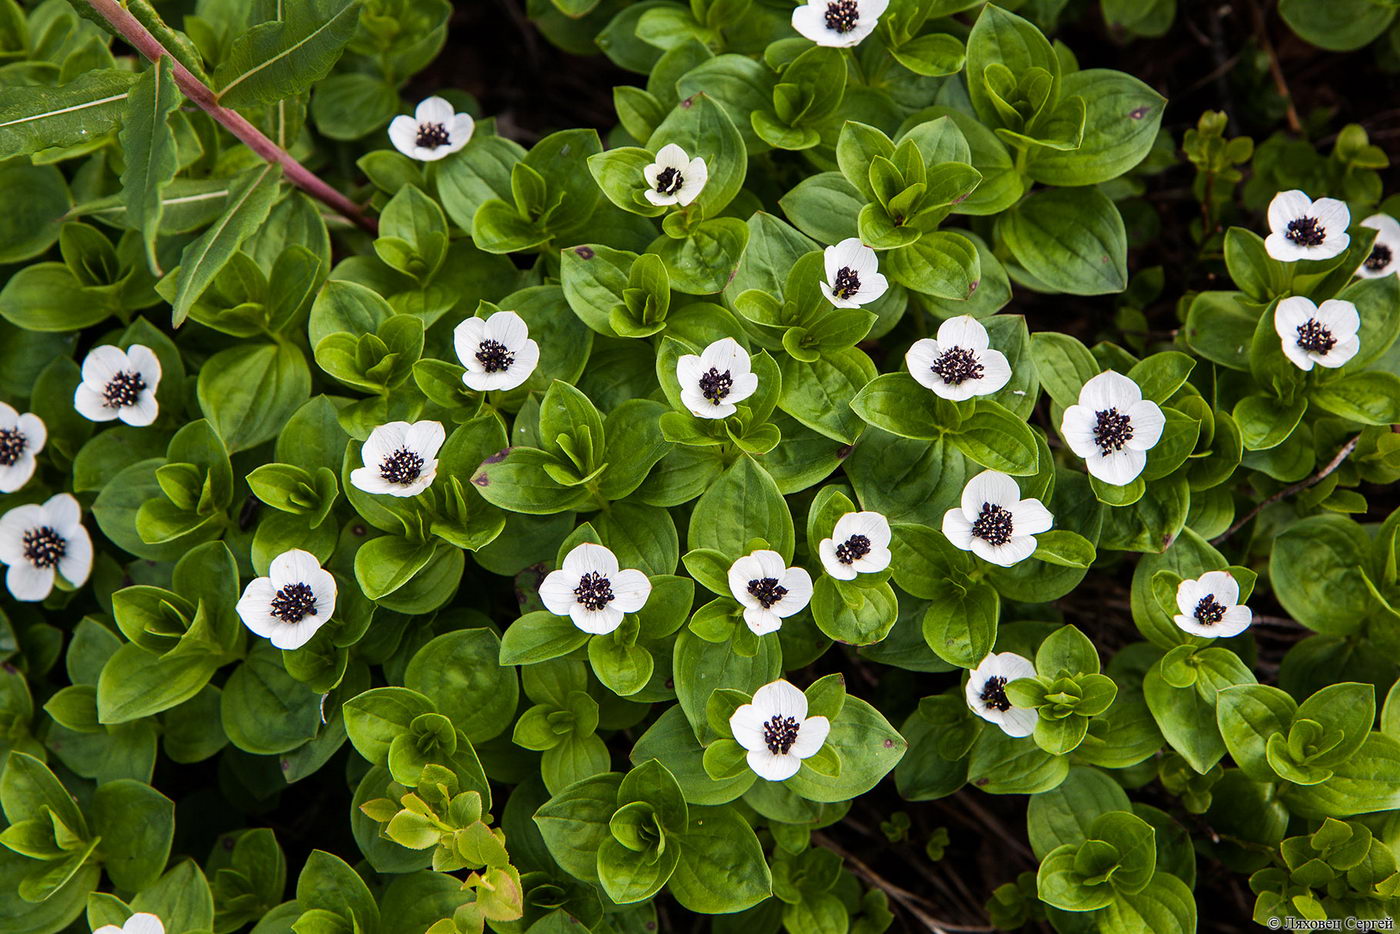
643,143,708,207
818,511,891,580
729,679,831,781
1357,213,1400,279
1274,296,1360,371
1173,571,1252,638
236,549,337,650
1060,371,1164,487
727,549,813,636
0,403,45,493
388,96,474,162
454,310,540,392
539,543,652,635
676,338,759,419
791,0,888,47
350,421,445,497
905,316,1012,402
0,493,92,602
942,470,1053,567
95,913,166,934
966,652,1039,738
74,343,161,427
1264,189,1350,262
820,238,888,308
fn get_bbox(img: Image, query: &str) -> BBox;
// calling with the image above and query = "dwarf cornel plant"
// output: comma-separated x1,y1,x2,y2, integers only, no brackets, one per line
1,0,1400,932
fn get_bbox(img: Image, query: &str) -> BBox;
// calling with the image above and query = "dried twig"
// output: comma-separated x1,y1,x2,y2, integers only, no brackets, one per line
1244,0,1303,134
1211,433,1363,545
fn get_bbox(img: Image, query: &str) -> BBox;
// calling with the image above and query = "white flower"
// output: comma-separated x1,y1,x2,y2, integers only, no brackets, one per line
0,403,45,493
941,470,1053,567
1060,371,1164,487
791,0,888,47
235,549,337,650
349,421,445,497
729,679,831,781
820,238,888,309
0,493,92,602
966,653,1038,738
73,344,161,427
643,143,707,207
1273,296,1360,371
538,543,652,635
727,549,814,636
905,316,1012,402
1172,571,1252,639
1264,189,1350,262
453,310,540,392
1357,214,1400,279
676,338,759,419
388,96,474,162
95,913,165,934
818,511,891,581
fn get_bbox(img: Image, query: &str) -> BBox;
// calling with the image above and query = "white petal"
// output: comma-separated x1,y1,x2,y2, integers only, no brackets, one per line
1215,605,1254,638
562,542,620,578
1012,498,1053,535
977,535,1036,567
124,914,166,934
449,114,475,150
405,420,446,459
999,707,1039,738
1311,198,1351,240
74,384,119,422
388,115,418,157
818,538,856,580
1175,577,1205,617
57,527,92,588
743,606,784,636
483,310,530,350
127,344,162,389
1078,370,1140,410
752,679,808,721
362,422,409,465
538,569,578,617
936,315,990,352
1173,614,1218,638
905,339,941,391
727,371,759,406
0,458,35,494
644,188,677,206
790,4,833,44
776,568,813,615
942,508,974,551
270,549,321,588
1320,336,1360,368
654,143,690,171
1265,233,1310,262
790,715,829,758
349,466,398,496
1316,299,1360,338
1274,296,1315,337
843,511,891,547
415,96,455,126
675,354,703,388
852,542,892,574
7,562,54,601
728,555,764,605
236,578,279,636
701,337,749,377
676,158,707,206
120,391,159,427
682,388,735,419
454,317,487,366
571,604,623,635
0,504,43,563
961,470,1020,519
747,747,802,781
610,568,652,613
269,617,325,650
16,413,45,453
1280,338,1316,371
81,344,128,389
44,493,81,533
1124,400,1164,452
1197,570,1239,606
1086,448,1145,486
976,349,1012,395
1268,190,1313,232
729,702,767,752
858,270,889,304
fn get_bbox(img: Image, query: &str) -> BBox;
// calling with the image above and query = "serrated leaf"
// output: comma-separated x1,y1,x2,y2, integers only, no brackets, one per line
214,0,363,108
0,69,136,159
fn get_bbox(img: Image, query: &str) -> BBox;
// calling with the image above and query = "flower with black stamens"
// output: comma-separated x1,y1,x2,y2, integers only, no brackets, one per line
1173,571,1252,638
538,542,652,635
676,338,759,419
818,511,891,581
74,343,161,427
454,310,540,392
95,913,166,934
0,403,44,494
236,549,337,650
1264,190,1350,262
1357,213,1400,279
643,144,708,207
965,653,1038,737
0,493,92,602
791,0,888,47
905,316,1012,402
942,470,1053,567
1060,371,1164,486
820,238,888,309
1273,296,1360,371
388,96,474,162
729,679,831,781
727,549,814,636
350,420,445,497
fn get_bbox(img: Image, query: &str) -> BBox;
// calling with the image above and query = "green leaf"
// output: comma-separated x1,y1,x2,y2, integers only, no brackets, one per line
119,57,182,274
1027,70,1165,186
0,69,136,159
998,187,1128,295
214,0,363,107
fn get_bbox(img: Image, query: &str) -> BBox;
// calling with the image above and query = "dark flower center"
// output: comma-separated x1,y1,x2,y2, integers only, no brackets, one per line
1092,408,1134,454
1296,318,1337,354
1365,244,1393,272
824,0,859,32
931,347,984,387
763,714,800,754
1194,594,1226,626
746,577,789,609
0,426,27,467
698,367,732,405
103,371,146,408
980,676,1012,712
379,448,425,485
655,166,683,195
416,122,451,149
573,571,615,611
475,339,515,373
22,526,65,569
834,534,871,565
1285,216,1326,247
831,266,861,299
970,503,1014,546
270,581,317,624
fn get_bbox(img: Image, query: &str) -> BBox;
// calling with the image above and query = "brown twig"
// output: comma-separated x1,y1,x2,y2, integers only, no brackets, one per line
85,0,378,235
1211,433,1363,545
1244,0,1303,135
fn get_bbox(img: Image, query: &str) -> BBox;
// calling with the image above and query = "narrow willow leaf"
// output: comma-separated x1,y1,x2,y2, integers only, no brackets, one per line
213,0,362,108
69,179,233,233
0,69,136,159
169,165,282,327
119,57,183,274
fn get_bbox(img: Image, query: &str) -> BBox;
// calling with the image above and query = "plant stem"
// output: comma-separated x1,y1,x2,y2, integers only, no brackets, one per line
1211,432,1363,546
85,0,378,235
